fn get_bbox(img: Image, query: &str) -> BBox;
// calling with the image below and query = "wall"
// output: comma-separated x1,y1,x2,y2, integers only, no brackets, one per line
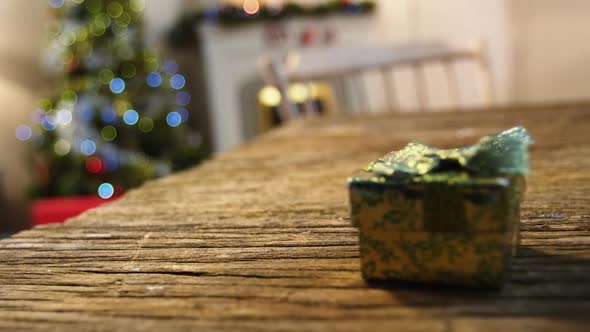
510,0,590,103
0,1,48,200
374,0,513,108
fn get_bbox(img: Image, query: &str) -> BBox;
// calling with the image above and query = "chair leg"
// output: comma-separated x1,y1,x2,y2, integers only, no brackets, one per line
329,78,344,115
413,63,428,111
351,73,369,113
443,60,460,110
335,78,351,113
381,67,398,112
303,82,318,116
478,58,494,107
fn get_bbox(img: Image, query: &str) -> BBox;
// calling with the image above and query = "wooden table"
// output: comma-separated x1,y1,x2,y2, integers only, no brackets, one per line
1,104,589,331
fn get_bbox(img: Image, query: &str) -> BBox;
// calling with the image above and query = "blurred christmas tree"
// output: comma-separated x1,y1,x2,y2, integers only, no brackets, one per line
17,0,206,199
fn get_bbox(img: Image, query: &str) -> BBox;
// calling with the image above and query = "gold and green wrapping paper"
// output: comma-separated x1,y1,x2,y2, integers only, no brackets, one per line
349,127,532,287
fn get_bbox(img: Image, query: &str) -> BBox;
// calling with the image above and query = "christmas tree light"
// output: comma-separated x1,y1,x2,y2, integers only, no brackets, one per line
19,0,206,198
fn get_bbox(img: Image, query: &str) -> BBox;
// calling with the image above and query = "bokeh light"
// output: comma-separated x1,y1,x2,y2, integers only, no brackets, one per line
54,139,71,156
56,110,73,125
80,139,97,156
38,99,52,111
101,107,117,124
177,108,189,122
15,125,32,141
163,60,178,75
79,106,96,122
109,78,125,94
243,0,260,15
170,74,186,89
85,157,103,174
146,72,162,87
42,115,58,131
176,91,191,106
116,12,131,27
104,154,119,172
130,0,145,12
288,83,309,103
258,86,282,107
96,14,112,27
123,109,139,125
106,1,123,18
48,0,64,9
166,111,182,127
99,69,115,84
144,57,159,72
58,30,77,46
101,126,117,141
90,21,107,36
138,117,154,133
61,90,78,105
98,182,115,199
346,3,362,16
121,62,137,78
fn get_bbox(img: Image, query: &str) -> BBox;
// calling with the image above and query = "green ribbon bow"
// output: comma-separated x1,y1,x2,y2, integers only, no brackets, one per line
366,126,532,178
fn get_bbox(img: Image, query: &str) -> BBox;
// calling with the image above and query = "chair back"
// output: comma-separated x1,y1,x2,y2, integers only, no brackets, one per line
259,41,494,122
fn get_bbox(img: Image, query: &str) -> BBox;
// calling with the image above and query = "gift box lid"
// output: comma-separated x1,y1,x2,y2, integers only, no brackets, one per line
349,126,532,187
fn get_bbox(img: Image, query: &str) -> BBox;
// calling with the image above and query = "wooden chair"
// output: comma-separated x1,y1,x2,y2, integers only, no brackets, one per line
258,41,494,123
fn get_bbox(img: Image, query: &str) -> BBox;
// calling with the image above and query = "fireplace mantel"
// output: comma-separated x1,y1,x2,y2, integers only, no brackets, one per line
196,16,376,151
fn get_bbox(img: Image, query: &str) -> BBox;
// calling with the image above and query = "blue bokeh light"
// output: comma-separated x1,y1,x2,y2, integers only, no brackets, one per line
48,0,64,9
166,111,182,127
203,5,219,22
41,115,58,131
123,110,139,125
56,110,73,125
346,3,362,16
76,99,96,122
104,155,119,172
98,183,115,199
101,107,117,124
177,108,189,122
79,106,95,122
176,91,191,106
170,74,185,90
109,78,125,94
146,72,162,87
15,125,32,141
80,139,97,156
163,60,178,75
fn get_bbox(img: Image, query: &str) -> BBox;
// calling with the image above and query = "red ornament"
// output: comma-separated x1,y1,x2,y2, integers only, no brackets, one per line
85,157,103,174
300,27,317,47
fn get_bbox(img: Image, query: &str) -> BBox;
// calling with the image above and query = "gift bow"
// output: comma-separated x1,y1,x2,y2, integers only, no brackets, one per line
366,127,532,178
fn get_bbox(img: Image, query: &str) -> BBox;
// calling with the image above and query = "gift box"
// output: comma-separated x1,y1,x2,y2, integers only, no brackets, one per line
349,127,531,287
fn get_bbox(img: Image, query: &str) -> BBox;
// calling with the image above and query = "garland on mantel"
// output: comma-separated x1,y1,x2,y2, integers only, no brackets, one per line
167,1,376,48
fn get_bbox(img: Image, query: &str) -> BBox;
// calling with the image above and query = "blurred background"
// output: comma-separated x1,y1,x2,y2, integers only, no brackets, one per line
1,0,589,233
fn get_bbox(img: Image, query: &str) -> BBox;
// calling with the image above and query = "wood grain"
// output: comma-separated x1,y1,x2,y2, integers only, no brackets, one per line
1,104,590,331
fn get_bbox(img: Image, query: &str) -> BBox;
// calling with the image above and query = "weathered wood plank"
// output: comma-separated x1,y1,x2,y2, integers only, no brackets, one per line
1,105,589,330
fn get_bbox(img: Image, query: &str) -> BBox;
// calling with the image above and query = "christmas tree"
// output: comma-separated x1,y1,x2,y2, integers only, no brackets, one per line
16,0,205,199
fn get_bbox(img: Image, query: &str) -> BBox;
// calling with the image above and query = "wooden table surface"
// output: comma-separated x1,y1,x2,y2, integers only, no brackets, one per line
1,104,590,331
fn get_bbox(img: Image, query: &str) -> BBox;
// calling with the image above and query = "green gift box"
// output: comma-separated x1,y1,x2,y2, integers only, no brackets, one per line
349,127,532,287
